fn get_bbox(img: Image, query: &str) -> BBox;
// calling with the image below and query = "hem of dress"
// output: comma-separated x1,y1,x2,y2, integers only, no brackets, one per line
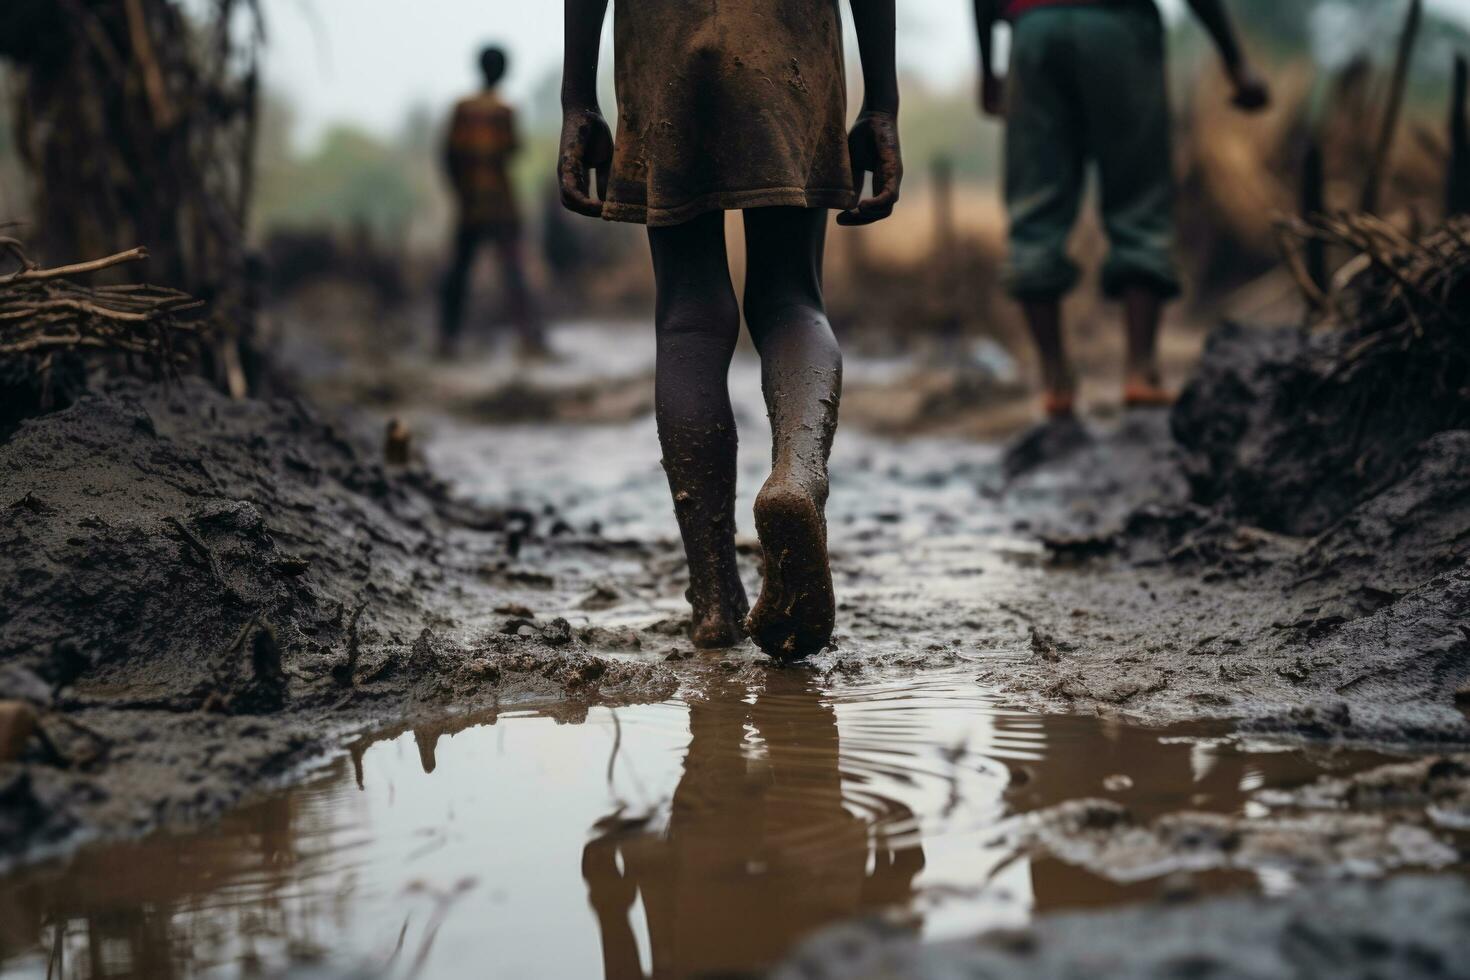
601,187,858,227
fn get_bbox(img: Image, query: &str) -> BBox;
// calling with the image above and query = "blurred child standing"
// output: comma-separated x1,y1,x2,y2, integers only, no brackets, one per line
440,46,547,358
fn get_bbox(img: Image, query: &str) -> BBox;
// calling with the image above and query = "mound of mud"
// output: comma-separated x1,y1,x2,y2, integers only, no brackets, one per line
1175,218,1470,539
988,221,1470,741
0,379,674,866
0,377,475,713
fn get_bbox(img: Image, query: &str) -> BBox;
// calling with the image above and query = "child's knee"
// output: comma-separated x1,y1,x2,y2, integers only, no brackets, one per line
657,291,740,345
743,281,824,322
743,298,831,345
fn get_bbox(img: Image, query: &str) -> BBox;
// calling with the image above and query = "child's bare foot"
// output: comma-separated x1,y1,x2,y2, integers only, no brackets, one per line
688,582,749,649
1123,371,1173,408
1041,388,1076,420
745,472,834,661
1039,362,1077,420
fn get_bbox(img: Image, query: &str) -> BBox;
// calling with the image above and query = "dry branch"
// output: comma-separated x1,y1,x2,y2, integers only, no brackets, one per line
1361,0,1423,213
1271,213,1470,486
5,0,264,394
0,238,206,364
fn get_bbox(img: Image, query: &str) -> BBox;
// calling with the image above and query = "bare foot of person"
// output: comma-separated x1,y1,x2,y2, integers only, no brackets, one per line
1039,362,1077,421
1123,372,1173,408
745,471,835,661
688,578,749,649
1042,388,1076,420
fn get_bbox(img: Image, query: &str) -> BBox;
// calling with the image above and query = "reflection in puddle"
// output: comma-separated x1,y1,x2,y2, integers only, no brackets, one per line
0,670,1391,979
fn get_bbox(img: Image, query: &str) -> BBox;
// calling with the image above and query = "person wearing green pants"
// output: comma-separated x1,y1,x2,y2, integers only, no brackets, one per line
974,0,1269,418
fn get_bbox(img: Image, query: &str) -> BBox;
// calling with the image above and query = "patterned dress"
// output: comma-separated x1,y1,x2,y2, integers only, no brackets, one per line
601,0,856,227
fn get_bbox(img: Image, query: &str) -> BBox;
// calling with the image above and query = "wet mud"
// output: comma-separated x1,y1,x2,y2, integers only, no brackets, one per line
981,320,1470,742
2,296,1468,974
779,875,1470,980
0,377,675,868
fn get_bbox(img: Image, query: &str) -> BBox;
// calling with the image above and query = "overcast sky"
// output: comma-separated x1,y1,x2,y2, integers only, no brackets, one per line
258,0,1470,146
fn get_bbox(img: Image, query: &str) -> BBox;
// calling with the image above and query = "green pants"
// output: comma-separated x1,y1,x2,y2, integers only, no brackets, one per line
1003,2,1180,300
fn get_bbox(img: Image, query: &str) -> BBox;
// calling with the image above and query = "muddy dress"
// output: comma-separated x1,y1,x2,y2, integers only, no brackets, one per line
601,0,857,226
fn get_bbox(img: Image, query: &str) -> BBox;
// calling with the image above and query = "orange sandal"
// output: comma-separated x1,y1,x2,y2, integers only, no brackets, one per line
1123,381,1174,408
1042,389,1077,420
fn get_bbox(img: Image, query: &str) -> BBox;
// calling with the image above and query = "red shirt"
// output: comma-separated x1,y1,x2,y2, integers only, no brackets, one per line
1004,0,1098,19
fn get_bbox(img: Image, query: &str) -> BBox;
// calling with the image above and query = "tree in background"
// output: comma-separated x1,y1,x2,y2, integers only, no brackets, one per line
0,0,264,393
255,125,423,241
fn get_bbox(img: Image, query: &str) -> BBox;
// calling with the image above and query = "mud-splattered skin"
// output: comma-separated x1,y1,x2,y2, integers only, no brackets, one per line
645,210,750,648
742,208,844,656
647,207,841,657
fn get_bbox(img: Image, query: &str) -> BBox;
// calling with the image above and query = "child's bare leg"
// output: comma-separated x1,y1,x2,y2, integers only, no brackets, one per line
494,237,549,356
648,210,748,647
741,207,839,660
438,226,478,357
1121,285,1171,406
1020,298,1076,418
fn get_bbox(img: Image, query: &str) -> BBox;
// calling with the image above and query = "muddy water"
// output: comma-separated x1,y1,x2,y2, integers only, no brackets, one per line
0,667,1392,979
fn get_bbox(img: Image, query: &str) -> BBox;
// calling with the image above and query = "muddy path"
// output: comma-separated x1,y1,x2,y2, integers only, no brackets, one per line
2,312,1468,976
327,319,1470,743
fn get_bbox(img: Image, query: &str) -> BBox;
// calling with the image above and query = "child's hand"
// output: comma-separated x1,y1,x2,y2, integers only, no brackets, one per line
558,107,614,217
979,74,1006,118
1229,63,1270,112
838,111,902,226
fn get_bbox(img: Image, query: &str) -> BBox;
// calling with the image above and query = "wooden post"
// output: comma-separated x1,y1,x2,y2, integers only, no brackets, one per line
930,156,962,346
1301,138,1328,291
1361,0,1423,213
1449,54,1470,217
932,156,956,258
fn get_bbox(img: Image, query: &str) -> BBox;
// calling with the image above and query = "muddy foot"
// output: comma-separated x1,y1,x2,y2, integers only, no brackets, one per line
745,478,835,661
686,560,749,649
689,594,749,649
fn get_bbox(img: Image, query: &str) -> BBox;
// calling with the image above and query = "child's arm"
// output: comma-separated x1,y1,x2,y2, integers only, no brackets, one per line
1184,0,1270,111
973,0,1004,117
840,0,903,226
559,0,614,216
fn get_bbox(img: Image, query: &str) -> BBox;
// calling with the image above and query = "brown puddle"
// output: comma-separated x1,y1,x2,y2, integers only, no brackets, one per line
0,667,1402,979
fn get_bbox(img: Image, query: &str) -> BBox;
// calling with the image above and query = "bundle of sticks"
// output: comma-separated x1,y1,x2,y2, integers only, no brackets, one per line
1276,212,1470,331
1275,214,1469,442
0,237,206,366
